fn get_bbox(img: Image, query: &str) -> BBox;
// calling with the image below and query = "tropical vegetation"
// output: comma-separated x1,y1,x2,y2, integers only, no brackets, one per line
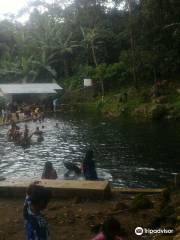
0,0,180,117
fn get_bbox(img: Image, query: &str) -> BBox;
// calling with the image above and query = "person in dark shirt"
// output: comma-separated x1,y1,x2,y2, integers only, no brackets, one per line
24,124,29,139
23,184,52,240
34,127,44,142
42,161,58,179
81,150,98,180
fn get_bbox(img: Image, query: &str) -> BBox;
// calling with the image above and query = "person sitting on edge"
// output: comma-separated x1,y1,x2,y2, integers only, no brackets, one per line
92,217,126,240
42,161,57,179
81,150,98,180
23,184,52,240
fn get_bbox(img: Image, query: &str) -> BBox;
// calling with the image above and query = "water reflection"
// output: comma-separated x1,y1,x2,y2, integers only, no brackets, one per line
0,114,179,187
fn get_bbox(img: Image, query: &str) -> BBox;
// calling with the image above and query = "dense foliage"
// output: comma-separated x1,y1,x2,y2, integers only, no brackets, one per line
0,0,179,92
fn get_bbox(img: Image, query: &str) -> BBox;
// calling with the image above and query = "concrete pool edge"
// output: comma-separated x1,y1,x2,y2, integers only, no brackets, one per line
0,179,164,199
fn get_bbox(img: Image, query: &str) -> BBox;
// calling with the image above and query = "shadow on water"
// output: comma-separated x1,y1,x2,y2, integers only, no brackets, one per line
0,112,179,188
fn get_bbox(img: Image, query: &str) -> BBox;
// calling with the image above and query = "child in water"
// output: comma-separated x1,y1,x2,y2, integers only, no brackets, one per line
23,183,52,240
92,217,125,240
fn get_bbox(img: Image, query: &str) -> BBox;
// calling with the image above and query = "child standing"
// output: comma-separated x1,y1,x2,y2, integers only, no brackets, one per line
23,184,52,240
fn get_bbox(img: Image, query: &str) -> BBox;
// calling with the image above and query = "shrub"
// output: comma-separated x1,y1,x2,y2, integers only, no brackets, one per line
0,96,6,109
131,194,154,211
93,62,129,91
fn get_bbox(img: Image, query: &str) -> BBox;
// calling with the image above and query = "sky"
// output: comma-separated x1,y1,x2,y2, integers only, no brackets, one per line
0,0,28,15
0,0,118,23
0,0,65,22
0,0,29,22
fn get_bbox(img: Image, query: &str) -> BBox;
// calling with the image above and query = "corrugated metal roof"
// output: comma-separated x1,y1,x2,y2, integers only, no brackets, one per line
0,83,62,94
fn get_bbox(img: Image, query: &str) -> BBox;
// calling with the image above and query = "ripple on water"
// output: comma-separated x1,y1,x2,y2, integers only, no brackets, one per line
0,116,179,187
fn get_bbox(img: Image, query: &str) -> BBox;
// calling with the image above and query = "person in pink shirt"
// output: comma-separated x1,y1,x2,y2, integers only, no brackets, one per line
92,217,125,240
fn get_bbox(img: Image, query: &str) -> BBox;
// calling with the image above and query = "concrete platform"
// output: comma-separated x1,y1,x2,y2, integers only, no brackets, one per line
112,188,164,194
0,179,111,199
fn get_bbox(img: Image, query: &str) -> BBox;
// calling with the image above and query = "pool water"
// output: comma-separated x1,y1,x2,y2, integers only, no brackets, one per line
0,113,179,188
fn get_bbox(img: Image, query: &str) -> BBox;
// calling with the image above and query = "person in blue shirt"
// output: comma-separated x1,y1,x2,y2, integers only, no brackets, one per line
23,184,52,240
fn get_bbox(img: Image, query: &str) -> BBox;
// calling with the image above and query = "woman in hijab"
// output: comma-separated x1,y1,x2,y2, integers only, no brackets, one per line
81,150,98,180
42,161,57,179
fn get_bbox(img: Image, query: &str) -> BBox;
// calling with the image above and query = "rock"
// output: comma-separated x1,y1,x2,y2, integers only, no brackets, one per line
150,104,168,120
112,202,129,211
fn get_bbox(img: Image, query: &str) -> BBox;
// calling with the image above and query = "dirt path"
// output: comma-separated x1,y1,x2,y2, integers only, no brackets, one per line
0,193,178,240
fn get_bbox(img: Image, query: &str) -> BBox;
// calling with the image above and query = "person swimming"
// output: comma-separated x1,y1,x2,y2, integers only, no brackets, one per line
64,161,81,178
24,124,29,139
7,121,17,141
14,126,22,144
34,127,44,142
20,124,33,147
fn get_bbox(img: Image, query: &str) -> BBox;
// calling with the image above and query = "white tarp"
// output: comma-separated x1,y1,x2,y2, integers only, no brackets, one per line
0,83,62,94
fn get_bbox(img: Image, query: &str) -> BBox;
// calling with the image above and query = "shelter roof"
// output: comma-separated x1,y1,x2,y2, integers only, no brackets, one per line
0,83,62,94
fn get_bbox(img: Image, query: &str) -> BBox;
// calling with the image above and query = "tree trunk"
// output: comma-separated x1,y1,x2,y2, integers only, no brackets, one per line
91,44,98,67
127,0,137,89
63,59,69,77
91,43,104,100
153,67,157,84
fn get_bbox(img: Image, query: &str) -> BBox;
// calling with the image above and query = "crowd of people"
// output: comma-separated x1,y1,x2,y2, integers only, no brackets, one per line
21,149,127,240
41,150,98,181
63,150,98,180
7,122,44,146
1,101,124,239
1,102,45,124
23,183,126,240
